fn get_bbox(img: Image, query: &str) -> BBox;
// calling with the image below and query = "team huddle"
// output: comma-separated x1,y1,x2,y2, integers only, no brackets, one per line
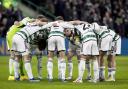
6,15,121,83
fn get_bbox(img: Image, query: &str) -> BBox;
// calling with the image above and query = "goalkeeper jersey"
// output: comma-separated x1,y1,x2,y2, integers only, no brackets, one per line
6,25,24,49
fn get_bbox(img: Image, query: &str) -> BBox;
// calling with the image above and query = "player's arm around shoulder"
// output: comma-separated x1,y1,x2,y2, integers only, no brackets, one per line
60,22,74,29
41,22,54,29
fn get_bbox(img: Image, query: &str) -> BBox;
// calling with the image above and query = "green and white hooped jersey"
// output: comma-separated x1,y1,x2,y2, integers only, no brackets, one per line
16,25,48,44
99,26,110,38
74,23,97,43
108,29,120,41
41,21,74,38
93,26,110,38
48,22,64,38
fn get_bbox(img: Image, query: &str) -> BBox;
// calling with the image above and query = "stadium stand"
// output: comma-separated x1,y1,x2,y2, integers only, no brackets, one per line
23,0,127,37
0,0,128,37
0,0,128,55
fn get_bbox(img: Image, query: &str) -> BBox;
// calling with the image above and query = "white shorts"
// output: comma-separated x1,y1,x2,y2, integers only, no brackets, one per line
68,42,81,55
80,40,99,55
107,37,121,55
48,36,65,51
107,41,117,55
12,34,30,55
99,35,113,51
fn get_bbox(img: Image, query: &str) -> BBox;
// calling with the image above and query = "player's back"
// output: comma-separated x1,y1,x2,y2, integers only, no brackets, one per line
49,21,65,37
109,29,116,38
109,29,120,41
94,26,111,39
74,23,97,43
16,25,42,39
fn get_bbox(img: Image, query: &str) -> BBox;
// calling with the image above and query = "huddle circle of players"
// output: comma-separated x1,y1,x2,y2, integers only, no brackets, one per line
6,15,121,83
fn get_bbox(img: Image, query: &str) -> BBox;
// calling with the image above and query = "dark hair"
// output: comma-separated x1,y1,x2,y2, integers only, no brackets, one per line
55,16,64,21
36,15,45,19
41,18,48,22
37,15,48,22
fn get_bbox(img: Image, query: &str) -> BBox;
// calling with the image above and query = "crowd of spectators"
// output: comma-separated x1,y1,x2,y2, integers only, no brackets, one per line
0,0,128,37
0,4,23,37
30,0,128,37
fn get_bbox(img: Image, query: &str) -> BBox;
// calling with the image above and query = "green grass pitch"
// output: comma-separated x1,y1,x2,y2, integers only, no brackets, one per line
0,56,128,89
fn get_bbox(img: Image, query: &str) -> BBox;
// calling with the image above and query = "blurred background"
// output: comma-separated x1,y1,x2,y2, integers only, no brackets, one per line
0,0,128,55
